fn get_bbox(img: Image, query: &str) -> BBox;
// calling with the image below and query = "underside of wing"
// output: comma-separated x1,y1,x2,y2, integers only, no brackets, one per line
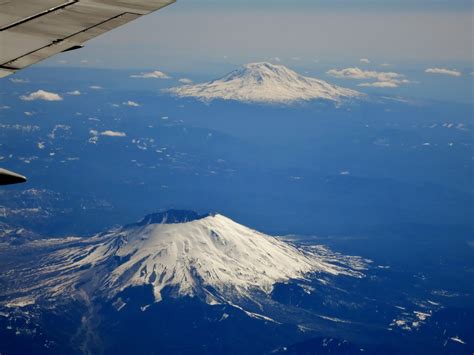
0,168,27,185
0,0,175,77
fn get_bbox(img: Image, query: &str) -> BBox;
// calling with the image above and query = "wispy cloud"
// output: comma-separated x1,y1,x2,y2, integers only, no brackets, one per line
327,67,410,88
89,85,103,90
90,129,126,137
20,90,63,101
10,78,29,84
89,130,126,143
425,68,461,77
360,58,370,64
327,67,402,81
48,125,70,139
358,81,399,88
130,70,171,79
122,100,140,107
179,78,193,84
67,90,81,96
100,130,126,137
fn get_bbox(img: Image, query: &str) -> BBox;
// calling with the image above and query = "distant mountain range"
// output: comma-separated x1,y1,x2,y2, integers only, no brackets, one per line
167,62,364,104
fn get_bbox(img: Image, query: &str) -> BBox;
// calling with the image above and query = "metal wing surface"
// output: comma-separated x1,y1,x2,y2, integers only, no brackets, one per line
0,0,175,77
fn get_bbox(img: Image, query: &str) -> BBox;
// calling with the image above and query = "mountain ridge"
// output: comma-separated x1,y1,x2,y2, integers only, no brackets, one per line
128,209,211,227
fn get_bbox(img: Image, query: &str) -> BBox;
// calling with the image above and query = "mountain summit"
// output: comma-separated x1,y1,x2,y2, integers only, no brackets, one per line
6,211,367,308
168,62,363,104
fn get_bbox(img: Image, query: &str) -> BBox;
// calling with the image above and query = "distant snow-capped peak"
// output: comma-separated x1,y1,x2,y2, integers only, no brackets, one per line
167,62,363,104
5,211,367,308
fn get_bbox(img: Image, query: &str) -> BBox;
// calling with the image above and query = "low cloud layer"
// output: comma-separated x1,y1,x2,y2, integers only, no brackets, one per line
20,90,63,101
327,67,410,88
130,70,170,79
425,68,461,77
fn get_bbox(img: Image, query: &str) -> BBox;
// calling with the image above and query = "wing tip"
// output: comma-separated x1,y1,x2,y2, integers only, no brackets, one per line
0,168,27,186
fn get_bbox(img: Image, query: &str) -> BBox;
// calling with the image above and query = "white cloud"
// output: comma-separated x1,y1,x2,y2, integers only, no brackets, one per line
89,85,103,90
10,78,29,84
360,58,370,64
179,78,193,84
327,67,402,81
327,67,410,88
67,90,81,95
48,124,70,139
91,130,125,137
89,129,126,143
20,90,63,101
122,100,140,107
100,130,126,137
130,70,171,79
24,111,34,116
425,68,461,77
358,81,399,88
0,105,10,109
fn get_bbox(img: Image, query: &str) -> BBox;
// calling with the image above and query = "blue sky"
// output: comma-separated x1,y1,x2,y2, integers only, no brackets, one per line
178,0,472,10
47,0,472,67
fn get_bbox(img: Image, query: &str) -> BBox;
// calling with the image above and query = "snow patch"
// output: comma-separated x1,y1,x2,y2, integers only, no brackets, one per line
450,336,466,345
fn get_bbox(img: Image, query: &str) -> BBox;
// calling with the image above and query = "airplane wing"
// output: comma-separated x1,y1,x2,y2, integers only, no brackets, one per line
0,0,175,78
0,168,27,185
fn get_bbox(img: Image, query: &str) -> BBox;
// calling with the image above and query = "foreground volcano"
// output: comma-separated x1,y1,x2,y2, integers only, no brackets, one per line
4,210,366,308
0,211,470,355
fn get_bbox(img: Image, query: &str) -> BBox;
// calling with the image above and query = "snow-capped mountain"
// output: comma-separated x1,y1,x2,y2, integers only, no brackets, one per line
167,62,363,104
5,210,367,308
